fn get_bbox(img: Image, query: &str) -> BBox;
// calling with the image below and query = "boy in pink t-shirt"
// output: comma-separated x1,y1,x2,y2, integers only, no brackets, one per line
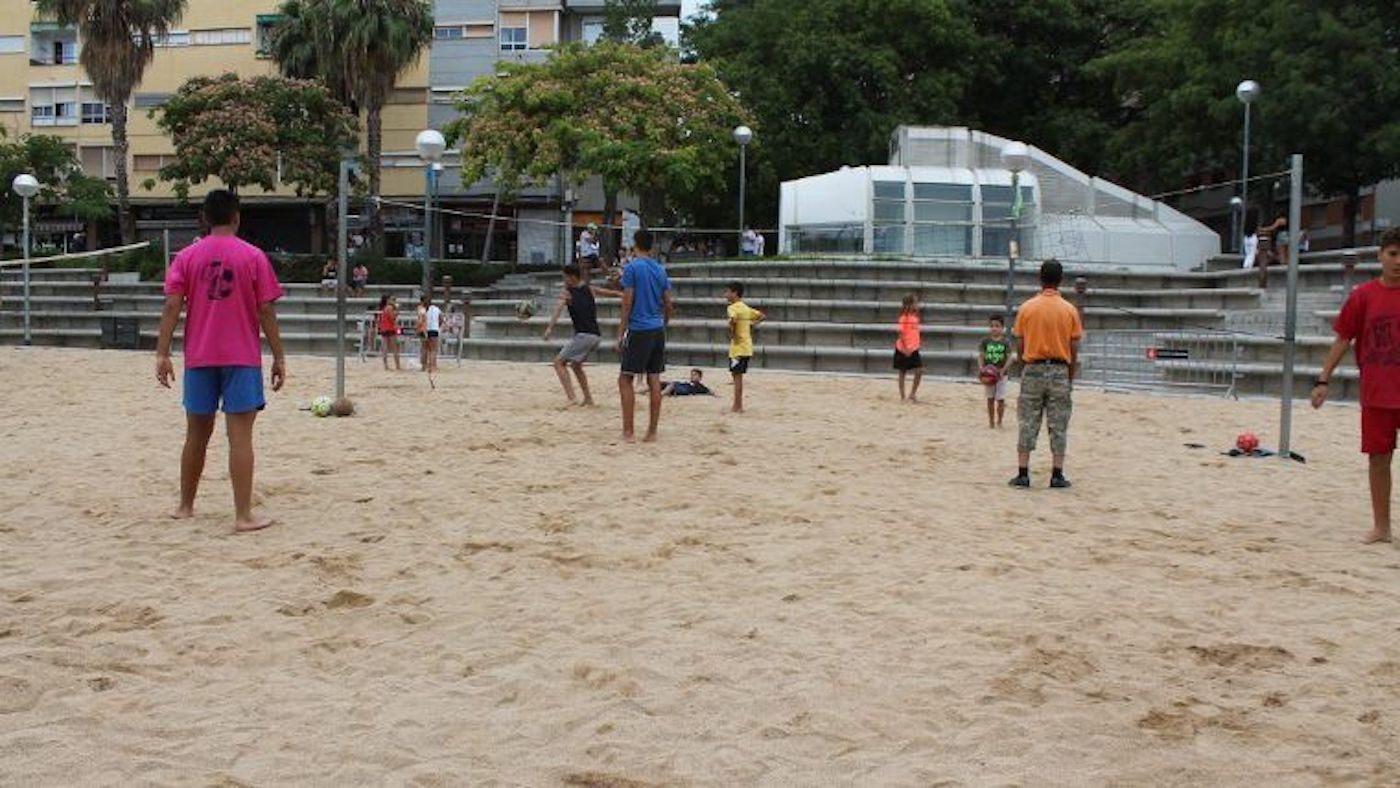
155,190,286,532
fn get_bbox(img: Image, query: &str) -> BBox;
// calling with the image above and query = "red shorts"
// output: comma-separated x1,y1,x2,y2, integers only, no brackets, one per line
1361,407,1400,454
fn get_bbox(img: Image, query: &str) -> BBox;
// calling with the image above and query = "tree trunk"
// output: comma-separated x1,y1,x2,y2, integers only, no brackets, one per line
1343,184,1360,248
110,101,135,245
601,186,618,263
366,100,384,253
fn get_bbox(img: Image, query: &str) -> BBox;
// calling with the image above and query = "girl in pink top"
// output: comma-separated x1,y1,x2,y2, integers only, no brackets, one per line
893,292,924,402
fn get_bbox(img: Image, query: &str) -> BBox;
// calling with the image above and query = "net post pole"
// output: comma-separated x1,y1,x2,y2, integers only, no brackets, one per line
1279,153,1303,459
22,195,31,345
335,157,350,402
163,228,171,276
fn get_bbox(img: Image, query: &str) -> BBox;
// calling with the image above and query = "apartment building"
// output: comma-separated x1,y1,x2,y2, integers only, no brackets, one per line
1,0,680,262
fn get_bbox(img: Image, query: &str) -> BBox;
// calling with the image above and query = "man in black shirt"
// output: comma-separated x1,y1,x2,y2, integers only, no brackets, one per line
543,265,621,407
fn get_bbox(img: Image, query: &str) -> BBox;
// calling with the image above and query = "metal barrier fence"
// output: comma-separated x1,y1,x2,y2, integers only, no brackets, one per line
1080,329,1240,397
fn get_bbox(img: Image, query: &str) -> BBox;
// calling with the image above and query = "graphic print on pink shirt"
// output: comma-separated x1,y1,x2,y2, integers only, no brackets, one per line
164,235,284,369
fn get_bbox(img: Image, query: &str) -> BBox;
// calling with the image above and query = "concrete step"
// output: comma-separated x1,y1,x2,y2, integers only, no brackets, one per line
470,297,1228,331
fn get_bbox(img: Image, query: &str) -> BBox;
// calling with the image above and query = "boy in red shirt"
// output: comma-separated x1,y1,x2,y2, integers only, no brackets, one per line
1313,227,1400,544
155,190,286,532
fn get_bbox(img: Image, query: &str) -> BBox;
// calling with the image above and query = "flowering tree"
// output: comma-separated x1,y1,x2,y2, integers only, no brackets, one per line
154,73,358,199
448,42,751,253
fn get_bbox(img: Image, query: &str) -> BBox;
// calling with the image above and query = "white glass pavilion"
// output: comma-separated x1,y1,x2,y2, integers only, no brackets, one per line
778,126,1220,270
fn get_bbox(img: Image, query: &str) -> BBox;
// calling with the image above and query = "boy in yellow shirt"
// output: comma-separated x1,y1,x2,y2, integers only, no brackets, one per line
726,282,765,412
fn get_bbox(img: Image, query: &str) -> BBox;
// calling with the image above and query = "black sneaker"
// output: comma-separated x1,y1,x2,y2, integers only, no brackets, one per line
1008,474,1031,488
1050,475,1072,489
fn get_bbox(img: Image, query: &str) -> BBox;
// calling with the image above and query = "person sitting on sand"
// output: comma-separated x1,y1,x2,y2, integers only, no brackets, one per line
661,369,715,397
155,189,285,532
1312,227,1400,545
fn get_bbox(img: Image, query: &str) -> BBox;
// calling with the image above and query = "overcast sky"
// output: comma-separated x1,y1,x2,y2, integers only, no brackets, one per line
681,0,705,22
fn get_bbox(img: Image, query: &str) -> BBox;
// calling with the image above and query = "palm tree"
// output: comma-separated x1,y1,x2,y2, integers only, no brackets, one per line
36,0,186,245
273,0,433,251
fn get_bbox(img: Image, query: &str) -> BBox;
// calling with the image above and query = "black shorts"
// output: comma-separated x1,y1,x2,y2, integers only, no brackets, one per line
621,329,666,375
893,349,923,370
729,356,751,375
427,330,440,339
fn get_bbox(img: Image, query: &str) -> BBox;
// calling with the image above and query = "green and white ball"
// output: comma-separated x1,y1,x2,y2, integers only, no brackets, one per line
310,396,333,417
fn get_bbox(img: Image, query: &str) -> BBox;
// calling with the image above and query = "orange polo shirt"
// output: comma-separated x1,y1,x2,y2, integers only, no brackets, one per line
1013,288,1083,363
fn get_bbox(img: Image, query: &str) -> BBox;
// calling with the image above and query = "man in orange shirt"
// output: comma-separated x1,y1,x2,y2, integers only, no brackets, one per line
1010,259,1084,489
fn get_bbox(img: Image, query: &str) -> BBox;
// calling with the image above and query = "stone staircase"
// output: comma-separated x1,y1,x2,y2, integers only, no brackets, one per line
1,253,1374,399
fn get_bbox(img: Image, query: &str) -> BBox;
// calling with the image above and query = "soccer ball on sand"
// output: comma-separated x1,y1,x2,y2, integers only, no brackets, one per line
515,299,536,320
310,396,333,417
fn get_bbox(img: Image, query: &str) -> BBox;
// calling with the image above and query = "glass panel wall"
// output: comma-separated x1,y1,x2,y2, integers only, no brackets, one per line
787,224,864,254
981,184,1036,257
872,181,906,253
912,182,972,256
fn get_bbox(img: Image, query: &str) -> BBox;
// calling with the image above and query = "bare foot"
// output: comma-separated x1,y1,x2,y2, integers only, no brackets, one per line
642,431,658,443
171,506,194,520
235,515,275,533
621,432,636,444
581,399,595,407
1362,529,1392,545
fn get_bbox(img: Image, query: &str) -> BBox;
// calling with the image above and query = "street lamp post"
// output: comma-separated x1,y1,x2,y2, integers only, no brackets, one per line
733,125,753,255
1229,196,1244,254
12,174,39,346
1236,79,1260,252
415,129,446,293
1000,142,1031,320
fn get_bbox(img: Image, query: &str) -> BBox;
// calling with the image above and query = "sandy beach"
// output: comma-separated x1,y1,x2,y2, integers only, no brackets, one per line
1,346,1397,786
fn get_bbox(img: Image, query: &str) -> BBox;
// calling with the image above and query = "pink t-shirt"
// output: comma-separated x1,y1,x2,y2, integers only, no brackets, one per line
164,234,283,369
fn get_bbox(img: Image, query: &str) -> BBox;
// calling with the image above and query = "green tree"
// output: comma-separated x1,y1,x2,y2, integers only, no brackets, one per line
962,0,1150,177
153,73,358,200
35,0,187,245
685,0,979,231
446,42,750,257
1091,0,1400,244
271,0,434,251
0,129,112,242
604,0,665,48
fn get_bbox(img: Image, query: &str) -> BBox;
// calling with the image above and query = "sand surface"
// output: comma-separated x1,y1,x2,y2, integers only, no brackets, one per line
1,346,1398,786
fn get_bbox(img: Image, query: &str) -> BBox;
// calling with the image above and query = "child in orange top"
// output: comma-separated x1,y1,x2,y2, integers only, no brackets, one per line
894,293,923,402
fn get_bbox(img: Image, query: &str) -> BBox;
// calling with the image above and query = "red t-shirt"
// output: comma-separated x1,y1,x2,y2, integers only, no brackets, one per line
1334,279,1400,408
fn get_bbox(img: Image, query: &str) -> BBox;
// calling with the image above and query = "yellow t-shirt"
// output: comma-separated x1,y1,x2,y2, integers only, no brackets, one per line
728,301,762,358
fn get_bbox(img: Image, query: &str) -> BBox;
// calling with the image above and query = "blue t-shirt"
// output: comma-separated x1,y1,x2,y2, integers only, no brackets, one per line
620,256,671,332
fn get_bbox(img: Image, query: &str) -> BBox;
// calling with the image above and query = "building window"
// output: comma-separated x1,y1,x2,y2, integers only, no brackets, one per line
256,15,282,57
153,30,191,47
191,28,252,46
0,97,24,113
434,25,463,40
0,35,24,54
81,102,110,124
133,93,173,109
31,104,54,121
133,154,178,172
581,19,604,44
500,27,527,51
80,146,117,179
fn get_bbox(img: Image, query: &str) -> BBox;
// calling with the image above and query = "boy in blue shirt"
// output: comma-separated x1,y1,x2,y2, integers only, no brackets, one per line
617,229,674,442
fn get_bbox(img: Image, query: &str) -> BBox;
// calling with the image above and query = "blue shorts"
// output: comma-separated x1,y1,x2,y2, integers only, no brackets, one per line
183,366,265,416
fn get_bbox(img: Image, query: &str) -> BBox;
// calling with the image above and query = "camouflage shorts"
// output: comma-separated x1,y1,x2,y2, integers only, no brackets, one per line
1018,364,1073,455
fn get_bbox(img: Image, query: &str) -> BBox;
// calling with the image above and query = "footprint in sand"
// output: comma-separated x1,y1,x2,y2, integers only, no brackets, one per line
324,590,374,610
1187,643,1293,670
0,675,40,713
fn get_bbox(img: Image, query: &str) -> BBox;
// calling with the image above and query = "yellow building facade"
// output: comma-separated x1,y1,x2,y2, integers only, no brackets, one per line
0,0,428,251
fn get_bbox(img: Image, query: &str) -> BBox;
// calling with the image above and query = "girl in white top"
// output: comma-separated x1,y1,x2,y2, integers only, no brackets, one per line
424,297,443,373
